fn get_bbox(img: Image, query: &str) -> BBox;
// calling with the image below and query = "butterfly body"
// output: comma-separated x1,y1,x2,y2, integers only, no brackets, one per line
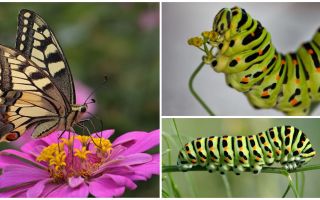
0,10,87,142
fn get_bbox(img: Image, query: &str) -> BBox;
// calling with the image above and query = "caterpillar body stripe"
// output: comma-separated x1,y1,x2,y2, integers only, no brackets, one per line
192,7,320,115
177,126,316,175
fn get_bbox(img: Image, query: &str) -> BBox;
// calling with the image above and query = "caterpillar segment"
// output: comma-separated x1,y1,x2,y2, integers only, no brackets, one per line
177,126,316,175
198,7,320,115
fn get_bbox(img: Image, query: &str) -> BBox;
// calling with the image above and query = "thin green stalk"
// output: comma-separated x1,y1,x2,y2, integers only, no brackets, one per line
300,172,305,197
283,172,299,198
162,164,320,174
162,165,320,197
189,62,215,115
281,183,291,198
295,172,299,195
163,136,181,197
221,174,232,197
172,119,184,147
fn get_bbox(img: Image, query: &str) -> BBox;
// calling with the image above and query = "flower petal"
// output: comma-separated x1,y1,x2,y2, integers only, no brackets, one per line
26,178,51,197
129,153,160,180
92,129,115,139
113,130,159,155
109,153,152,167
0,149,44,169
0,184,31,197
46,183,89,197
68,176,85,188
0,164,48,189
89,174,137,197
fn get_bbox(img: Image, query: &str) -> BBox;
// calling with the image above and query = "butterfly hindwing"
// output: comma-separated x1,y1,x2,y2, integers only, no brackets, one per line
16,9,76,104
0,45,67,141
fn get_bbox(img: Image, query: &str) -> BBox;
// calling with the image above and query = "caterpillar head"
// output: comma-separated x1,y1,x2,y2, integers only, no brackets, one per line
212,8,232,34
212,6,249,37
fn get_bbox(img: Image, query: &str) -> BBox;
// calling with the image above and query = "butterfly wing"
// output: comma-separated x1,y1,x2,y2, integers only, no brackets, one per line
0,45,68,142
15,9,76,104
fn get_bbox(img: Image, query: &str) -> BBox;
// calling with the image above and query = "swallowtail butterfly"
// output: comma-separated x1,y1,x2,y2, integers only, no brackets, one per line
0,9,87,142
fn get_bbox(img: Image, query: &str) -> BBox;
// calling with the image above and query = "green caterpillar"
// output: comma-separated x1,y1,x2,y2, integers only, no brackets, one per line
188,7,320,115
177,126,316,175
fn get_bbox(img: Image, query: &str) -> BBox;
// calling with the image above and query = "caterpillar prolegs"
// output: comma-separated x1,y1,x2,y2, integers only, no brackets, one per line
188,7,320,115
177,126,316,175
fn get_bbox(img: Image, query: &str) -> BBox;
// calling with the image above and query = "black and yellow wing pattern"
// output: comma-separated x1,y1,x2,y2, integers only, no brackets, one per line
0,9,83,142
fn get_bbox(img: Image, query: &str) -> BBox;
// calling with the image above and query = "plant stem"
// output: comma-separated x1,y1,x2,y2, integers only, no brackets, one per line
162,164,320,174
189,62,215,115
281,183,291,198
283,172,299,198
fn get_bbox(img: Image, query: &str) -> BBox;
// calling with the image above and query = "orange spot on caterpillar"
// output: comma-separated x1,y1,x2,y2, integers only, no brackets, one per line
276,75,280,80
308,49,314,55
210,147,215,151
290,99,298,106
240,158,246,163
281,60,286,65
295,79,300,84
191,159,197,164
293,59,298,65
317,68,320,73
258,49,263,55
241,77,249,83
261,91,269,97
211,157,215,161
251,32,255,37
287,147,291,151
236,57,241,62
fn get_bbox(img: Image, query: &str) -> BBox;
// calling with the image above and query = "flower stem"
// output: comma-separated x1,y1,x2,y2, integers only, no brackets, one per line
188,62,215,116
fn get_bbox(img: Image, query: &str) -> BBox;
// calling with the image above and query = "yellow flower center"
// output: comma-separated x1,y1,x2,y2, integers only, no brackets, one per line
36,135,113,181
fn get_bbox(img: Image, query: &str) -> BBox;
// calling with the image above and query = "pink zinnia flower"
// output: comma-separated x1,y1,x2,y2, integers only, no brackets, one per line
0,129,159,197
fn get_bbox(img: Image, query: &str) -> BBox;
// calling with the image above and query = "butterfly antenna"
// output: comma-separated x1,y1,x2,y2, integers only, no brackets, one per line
84,76,108,105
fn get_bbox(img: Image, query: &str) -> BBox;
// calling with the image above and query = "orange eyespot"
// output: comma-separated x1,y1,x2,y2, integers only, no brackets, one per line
6,132,19,141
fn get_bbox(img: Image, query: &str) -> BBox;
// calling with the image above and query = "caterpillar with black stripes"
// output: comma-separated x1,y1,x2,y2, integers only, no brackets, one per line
188,7,320,115
177,126,316,175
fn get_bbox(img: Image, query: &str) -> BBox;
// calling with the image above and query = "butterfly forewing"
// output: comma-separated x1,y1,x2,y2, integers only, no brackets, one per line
16,9,76,104
0,44,67,141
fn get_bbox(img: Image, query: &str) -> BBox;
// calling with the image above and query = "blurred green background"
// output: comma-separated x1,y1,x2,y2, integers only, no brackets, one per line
162,118,320,197
0,3,159,197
